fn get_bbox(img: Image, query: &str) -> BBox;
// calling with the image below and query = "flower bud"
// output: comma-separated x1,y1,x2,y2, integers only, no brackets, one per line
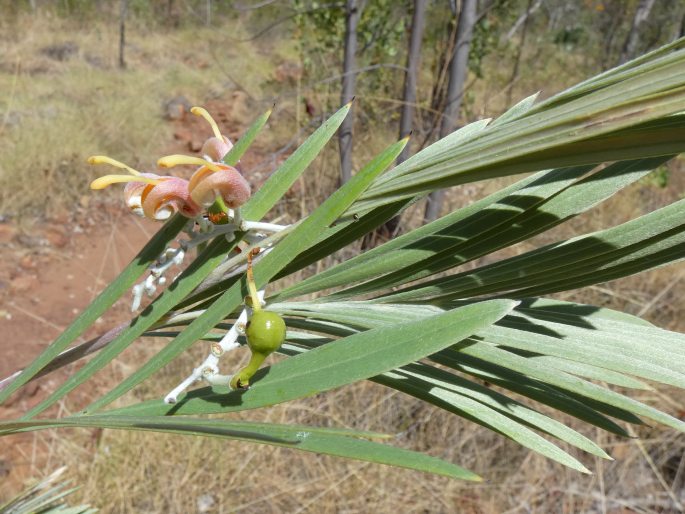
201,135,233,162
188,165,251,208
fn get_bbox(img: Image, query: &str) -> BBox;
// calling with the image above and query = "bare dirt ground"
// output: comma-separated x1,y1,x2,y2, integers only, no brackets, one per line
0,98,270,496
0,207,156,493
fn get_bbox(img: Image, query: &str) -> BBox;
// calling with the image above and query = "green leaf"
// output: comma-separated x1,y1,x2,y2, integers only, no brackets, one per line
483,316,685,387
380,195,685,302
102,323,602,472
241,102,351,220
222,108,272,166
380,364,593,472
430,351,634,437
0,417,480,481
82,136,408,413
530,38,685,112
103,300,516,416
352,51,685,212
514,297,653,327
264,301,685,435
435,342,685,432
491,92,539,126
23,237,234,419
273,167,547,301
0,215,188,406
279,156,668,303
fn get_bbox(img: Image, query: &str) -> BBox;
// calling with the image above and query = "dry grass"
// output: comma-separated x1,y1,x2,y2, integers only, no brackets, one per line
2,9,685,514
0,11,282,217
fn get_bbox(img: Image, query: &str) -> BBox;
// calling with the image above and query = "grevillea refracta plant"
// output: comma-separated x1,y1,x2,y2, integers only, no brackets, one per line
2,39,685,481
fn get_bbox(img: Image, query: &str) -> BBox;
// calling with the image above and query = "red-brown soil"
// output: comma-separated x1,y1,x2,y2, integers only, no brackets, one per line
0,97,270,497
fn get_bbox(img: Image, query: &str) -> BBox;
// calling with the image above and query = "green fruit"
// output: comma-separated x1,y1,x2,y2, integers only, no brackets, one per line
246,310,286,355
230,311,286,389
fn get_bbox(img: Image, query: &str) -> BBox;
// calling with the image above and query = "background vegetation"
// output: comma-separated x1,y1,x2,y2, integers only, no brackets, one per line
1,1,684,512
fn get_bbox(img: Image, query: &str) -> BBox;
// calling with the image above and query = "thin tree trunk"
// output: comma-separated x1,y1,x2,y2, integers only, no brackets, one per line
424,0,476,222
398,0,427,164
505,0,542,41
601,11,623,69
365,0,426,248
674,9,685,40
339,0,362,185
505,0,534,106
619,0,657,64
119,0,128,70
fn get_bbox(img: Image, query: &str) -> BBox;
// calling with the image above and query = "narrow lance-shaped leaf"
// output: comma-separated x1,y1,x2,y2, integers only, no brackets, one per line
19,106,342,419
273,342,600,472
379,196,685,302
222,108,272,166
325,156,670,302
100,316,606,472
264,301,685,435
528,37,685,112
0,214,188,406
22,237,233,419
490,92,539,126
242,102,351,220
82,136,408,413
352,52,685,213
0,417,480,481
273,168,547,301
434,342,685,432
100,299,516,416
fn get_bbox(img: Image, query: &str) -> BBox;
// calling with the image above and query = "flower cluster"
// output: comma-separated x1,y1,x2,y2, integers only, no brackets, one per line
88,107,250,221
89,106,289,400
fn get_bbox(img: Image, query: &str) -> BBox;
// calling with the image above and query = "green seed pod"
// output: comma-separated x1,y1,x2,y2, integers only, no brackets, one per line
230,248,287,390
229,311,285,390
246,310,286,354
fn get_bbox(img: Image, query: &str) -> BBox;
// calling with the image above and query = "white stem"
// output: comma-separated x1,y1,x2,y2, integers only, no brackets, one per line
163,291,264,404
164,371,202,404
205,373,232,386
183,224,238,251
240,221,288,233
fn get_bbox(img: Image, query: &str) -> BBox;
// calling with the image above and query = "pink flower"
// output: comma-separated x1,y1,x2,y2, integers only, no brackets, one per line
157,155,251,209
88,156,201,221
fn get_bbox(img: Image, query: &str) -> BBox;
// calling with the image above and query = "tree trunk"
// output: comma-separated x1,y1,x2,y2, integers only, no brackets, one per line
365,0,427,248
339,0,362,185
505,0,542,41
119,0,128,70
619,0,657,64
398,0,427,164
505,0,535,106
424,0,477,222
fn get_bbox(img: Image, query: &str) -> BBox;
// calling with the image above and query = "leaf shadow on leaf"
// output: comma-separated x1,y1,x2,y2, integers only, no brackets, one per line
496,315,568,336
387,231,639,302
131,421,296,444
164,368,274,416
